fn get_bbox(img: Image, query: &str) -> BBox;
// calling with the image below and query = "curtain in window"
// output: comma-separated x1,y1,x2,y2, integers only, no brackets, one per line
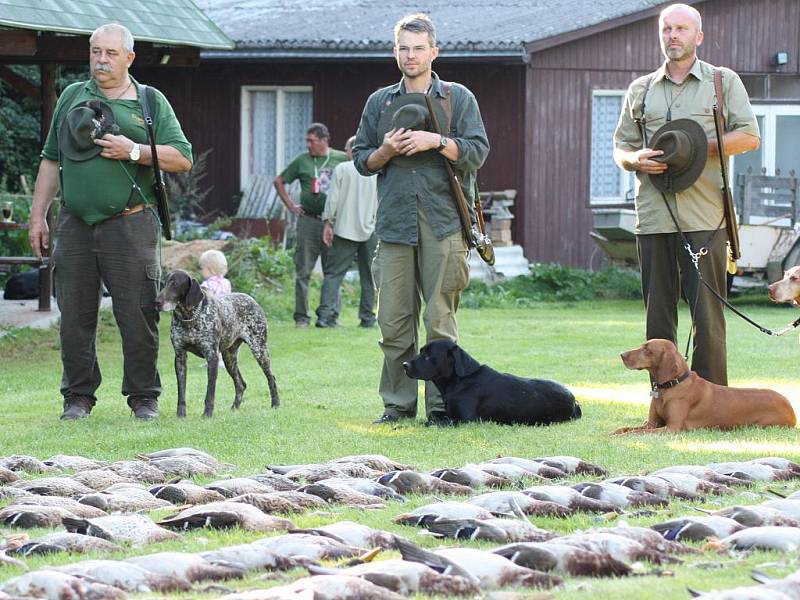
281,91,313,172
250,90,277,179
591,95,624,201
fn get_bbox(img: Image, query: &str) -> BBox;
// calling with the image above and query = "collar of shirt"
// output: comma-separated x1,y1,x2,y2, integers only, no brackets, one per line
652,58,704,84
391,70,446,99
83,74,142,99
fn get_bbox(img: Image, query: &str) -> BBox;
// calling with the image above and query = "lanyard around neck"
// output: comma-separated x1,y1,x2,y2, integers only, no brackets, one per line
313,152,330,177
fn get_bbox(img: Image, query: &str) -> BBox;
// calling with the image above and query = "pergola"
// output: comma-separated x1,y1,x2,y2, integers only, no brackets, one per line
0,0,232,309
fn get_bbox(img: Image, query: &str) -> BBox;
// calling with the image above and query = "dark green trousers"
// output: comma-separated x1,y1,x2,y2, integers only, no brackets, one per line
293,214,327,323
317,233,378,324
52,208,162,405
637,230,728,386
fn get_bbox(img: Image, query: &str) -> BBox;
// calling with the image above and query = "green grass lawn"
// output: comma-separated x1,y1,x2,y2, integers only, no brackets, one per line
2,298,800,598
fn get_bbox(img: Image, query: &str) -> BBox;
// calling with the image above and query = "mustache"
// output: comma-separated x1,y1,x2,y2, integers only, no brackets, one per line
92,64,113,73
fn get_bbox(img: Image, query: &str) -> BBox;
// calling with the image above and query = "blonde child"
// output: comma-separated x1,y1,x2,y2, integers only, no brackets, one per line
199,249,232,297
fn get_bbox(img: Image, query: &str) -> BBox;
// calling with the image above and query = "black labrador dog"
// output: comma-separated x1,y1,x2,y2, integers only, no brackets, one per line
403,339,580,425
155,269,279,417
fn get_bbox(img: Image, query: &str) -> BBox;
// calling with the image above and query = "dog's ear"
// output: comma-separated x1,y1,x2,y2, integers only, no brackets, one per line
656,341,686,381
451,345,481,377
185,277,205,309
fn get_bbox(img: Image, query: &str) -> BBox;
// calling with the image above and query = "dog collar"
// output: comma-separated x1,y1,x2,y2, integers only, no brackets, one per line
652,371,691,392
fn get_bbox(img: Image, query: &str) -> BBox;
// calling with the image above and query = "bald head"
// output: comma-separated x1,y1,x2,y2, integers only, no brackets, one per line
659,3,702,32
659,3,703,64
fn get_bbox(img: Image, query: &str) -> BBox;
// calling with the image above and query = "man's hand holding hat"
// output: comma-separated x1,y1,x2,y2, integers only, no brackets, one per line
627,148,668,174
93,133,141,162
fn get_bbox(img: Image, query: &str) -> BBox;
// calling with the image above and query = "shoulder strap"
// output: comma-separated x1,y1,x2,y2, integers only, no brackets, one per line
636,75,655,146
439,81,453,133
713,68,727,132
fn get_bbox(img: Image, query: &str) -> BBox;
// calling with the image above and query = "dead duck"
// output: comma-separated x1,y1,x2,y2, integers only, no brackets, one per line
78,483,172,512
430,466,510,488
392,501,493,526
125,551,246,582
493,541,631,577
0,466,19,484
253,533,364,561
467,491,572,517
572,481,667,508
761,499,800,520
138,447,222,467
107,460,167,483
396,537,562,590
557,531,678,564
606,475,701,501
63,513,182,546
719,526,800,551
149,481,226,505
200,542,305,572
278,462,384,482
592,525,698,555
205,477,275,498
650,516,743,542
290,520,400,549
522,485,617,513
468,462,543,482
231,491,327,513
377,471,471,496
328,454,414,472
0,487,33,501
0,455,58,474
218,574,406,600
10,476,94,497
11,532,120,556
488,457,567,479
712,505,800,528
71,469,136,491
650,465,750,487
245,472,300,491
43,455,108,472
157,501,294,532
751,457,800,474
0,505,80,528
54,559,191,593
422,517,557,543
13,495,106,518
142,455,218,478
1,570,126,600
706,461,794,482
650,471,734,495
690,586,794,599
298,482,385,507
534,455,609,476
307,559,479,596
311,477,405,501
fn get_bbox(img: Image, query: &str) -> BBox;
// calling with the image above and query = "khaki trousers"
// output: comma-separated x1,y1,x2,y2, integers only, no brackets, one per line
373,207,470,418
637,230,728,386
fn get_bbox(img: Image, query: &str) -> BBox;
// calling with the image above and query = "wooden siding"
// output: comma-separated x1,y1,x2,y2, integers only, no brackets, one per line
523,0,800,267
133,61,525,233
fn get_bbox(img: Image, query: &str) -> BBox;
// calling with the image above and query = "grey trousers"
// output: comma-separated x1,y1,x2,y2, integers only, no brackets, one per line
317,233,378,324
637,230,728,386
373,207,470,418
52,208,162,404
293,214,327,323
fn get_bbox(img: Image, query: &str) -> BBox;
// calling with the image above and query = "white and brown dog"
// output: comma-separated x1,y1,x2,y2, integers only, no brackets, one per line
769,265,800,305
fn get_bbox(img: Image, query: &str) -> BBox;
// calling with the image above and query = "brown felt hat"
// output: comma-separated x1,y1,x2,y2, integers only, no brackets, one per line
648,118,708,193
376,93,448,167
59,100,119,161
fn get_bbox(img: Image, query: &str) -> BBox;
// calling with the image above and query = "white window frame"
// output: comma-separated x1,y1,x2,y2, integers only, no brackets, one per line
239,85,313,190
740,104,800,174
590,90,635,205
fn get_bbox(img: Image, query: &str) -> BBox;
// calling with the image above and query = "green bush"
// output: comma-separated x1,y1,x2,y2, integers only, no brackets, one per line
226,237,296,320
462,263,642,308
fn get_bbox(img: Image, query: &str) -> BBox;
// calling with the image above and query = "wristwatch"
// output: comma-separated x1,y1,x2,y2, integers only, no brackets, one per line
437,137,449,152
129,142,141,163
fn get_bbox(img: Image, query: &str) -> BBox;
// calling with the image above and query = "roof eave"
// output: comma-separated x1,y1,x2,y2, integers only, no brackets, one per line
201,47,526,62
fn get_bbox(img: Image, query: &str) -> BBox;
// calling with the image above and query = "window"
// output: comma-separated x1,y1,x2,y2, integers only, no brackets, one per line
590,91,635,204
240,86,313,189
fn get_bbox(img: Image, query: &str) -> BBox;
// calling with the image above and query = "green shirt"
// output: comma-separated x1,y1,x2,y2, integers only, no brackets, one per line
614,59,759,235
41,78,193,225
352,72,490,245
280,149,348,216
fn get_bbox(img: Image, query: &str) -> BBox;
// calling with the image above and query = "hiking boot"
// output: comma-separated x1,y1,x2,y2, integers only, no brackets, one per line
315,318,341,328
60,397,94,420
372,413,401,425
128,397,159,420
295,319,310,328
359,319,376,328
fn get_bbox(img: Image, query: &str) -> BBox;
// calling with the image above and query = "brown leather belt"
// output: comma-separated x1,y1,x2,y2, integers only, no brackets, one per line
108,204,147,220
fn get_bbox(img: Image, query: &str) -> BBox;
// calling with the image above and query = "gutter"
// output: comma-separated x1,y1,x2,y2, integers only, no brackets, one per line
200,48,527,63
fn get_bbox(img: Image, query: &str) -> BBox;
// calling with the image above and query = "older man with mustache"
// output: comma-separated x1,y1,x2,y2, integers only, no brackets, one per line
29,23,192,420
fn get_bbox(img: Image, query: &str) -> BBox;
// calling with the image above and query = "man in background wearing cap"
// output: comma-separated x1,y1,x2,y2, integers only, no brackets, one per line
613,3,758,385
29,23,192,420
353,13,489,425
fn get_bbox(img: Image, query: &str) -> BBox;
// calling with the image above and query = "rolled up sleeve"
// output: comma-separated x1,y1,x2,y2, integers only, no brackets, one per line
614,86,643,154
723,69,759,139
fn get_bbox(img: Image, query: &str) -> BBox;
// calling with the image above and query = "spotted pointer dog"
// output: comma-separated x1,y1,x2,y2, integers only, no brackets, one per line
155,269,279,417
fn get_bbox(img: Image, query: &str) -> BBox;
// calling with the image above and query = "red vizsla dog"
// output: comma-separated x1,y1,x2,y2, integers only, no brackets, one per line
612,339,796,434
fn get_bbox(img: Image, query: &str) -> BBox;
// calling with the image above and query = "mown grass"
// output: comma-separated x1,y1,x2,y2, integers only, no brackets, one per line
2,296,800,598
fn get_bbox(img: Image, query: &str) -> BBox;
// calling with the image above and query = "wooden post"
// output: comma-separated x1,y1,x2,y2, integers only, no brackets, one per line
38,63,58,311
